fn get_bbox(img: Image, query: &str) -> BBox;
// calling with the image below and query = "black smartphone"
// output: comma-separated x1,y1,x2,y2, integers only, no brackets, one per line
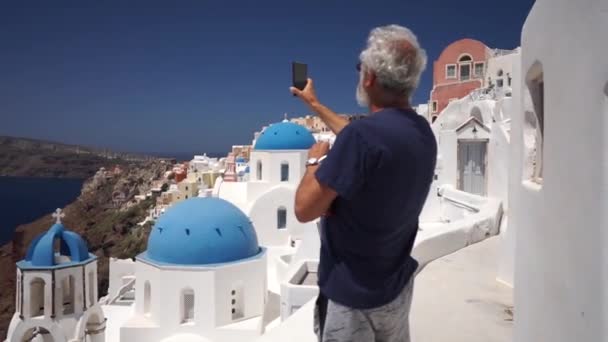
292,62,308,91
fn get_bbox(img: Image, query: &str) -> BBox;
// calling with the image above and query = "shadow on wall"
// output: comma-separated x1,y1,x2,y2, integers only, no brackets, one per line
523,60,544,185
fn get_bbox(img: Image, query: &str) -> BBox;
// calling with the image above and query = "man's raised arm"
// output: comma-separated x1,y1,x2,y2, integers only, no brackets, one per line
290,78,349,135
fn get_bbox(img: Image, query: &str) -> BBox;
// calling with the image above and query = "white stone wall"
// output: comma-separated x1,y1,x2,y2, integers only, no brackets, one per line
218,150,311,247
435,130,457,188
496,57,522,287
84,261,98,308
432,98,495,132
484,49,520,90
249,152,272,190
413,186,503,271
7,261,103,342
487,98,516,208
510,1,608,341
216,181,248,208
247,185,296,246
419,179,441,223
107,258,135,301
280,260,319,320
122,253,266,342
248,151,306,200
213,255,267,328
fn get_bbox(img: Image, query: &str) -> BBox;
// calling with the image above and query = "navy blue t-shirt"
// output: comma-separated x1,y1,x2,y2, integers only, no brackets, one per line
315,108,437,309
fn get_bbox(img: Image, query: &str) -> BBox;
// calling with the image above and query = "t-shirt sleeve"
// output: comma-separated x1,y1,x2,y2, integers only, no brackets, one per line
315,124,378,200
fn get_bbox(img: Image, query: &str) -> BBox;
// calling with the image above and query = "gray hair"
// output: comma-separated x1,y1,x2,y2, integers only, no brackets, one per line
359,25,427,100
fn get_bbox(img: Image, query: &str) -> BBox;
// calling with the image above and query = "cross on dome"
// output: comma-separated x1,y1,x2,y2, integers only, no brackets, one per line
52,208,65,224
283,113,288,122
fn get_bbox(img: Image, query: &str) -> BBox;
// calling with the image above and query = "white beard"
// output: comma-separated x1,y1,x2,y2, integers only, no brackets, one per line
356,71,370,108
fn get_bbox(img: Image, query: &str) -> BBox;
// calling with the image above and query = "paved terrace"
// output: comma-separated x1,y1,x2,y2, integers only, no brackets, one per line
258,236,513,342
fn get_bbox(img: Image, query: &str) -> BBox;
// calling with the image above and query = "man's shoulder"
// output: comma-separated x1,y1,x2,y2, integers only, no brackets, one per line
353,109,428,137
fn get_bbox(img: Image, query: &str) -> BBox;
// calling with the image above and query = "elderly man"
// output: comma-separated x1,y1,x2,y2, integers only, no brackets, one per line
291,25,437,342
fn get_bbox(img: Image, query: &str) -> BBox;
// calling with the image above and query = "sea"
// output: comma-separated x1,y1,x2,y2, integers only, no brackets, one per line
0,177,84,245
148,152,226,162
0,152,225,246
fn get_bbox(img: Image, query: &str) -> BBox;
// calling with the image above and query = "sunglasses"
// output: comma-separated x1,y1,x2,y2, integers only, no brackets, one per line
356,62,362,71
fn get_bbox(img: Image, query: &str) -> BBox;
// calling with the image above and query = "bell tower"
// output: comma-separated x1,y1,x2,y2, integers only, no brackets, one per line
5,208,106,342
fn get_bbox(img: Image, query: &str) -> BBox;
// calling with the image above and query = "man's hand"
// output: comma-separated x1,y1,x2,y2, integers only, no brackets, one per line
308,141,330,160
290,78,349,135
290,78,319,108
295,140,337,222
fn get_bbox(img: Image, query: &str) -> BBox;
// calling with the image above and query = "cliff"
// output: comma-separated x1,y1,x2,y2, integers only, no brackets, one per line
0,136,156,178
0,160,171,337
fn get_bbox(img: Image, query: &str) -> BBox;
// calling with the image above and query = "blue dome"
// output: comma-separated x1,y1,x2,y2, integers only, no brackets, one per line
254,121,316,150
23,223,91,268
145,197,260,265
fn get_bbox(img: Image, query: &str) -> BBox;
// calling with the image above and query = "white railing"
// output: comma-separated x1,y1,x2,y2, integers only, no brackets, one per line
100,277,136,305
492,48,517,57
467,87,496,101
439,194,480,213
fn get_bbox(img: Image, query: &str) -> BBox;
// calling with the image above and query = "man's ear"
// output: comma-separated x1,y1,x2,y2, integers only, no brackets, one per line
364,71,375,88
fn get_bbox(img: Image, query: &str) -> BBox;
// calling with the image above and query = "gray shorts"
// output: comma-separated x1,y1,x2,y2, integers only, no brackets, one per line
314,277,415,342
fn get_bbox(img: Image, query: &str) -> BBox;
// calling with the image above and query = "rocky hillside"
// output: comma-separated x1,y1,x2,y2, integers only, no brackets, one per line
0,136,156,178
0,160,171,337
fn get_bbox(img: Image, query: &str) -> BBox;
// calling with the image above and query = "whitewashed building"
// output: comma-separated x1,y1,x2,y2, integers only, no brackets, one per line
214,120,318,247
503,1,608,341
5,210,106,342
120,197,267,342
8,2,608,340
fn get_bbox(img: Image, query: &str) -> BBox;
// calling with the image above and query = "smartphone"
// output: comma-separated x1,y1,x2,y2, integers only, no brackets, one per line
292,62,308,91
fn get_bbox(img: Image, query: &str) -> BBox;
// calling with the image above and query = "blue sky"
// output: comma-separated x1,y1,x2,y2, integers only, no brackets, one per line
0,1,534,155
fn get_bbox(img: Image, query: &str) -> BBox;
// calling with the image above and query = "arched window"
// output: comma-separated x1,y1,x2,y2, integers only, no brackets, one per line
88,271,95,308
181,288,195,324
53,237,71,264
62,275,75,315
256,161,262,181
459,55,472,81
277,207,287,229
29,278,45,318
16,276,21,314
496,69,505,87
474,62,485,78
144,281,151,316
280,162,289,182
524,61,544,184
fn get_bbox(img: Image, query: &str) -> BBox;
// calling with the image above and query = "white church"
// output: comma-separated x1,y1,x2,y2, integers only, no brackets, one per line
212,119,319,247
5,210,106,342
119,197,268,342
5,0,608,341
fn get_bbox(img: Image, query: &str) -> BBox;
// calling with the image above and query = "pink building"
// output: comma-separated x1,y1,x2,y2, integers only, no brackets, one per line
429,38,491,119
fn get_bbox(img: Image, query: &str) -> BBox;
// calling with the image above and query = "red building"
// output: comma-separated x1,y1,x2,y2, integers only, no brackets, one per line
173,164,188,183
429,38,491,119
223,153,237,182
